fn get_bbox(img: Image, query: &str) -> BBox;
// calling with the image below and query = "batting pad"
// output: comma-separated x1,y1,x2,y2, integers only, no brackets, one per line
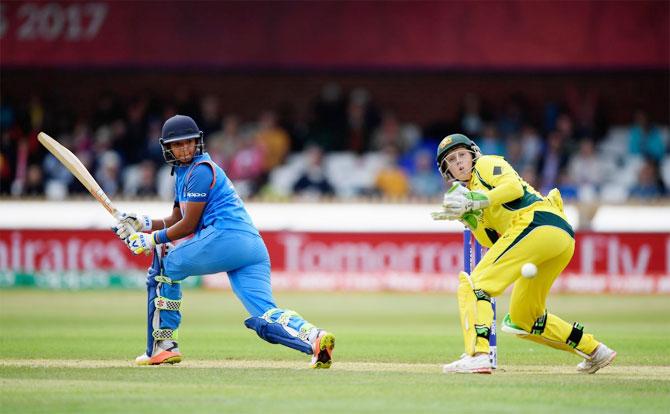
244,316,312,355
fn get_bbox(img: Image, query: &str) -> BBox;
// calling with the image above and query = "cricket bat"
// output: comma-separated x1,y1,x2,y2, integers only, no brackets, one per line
38,131,121,220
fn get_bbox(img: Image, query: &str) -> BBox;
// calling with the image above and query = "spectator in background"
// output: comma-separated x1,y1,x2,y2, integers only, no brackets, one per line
208,115,244,166
146,118,166,165
255,110,290,171
277,101,308,153
555,113,578,153
134,160,158,197
555,170,579,201
71,121,93,155
309,82,347,151
536,130,569,194
370,112,421,156
0,152,11,193
292,145,334,200
120,96,149,165
173,86,198,118
497,95,526,138
23,164,44,196
518,125,542,168
410,149,444,198
542,100,561,135
565,86,602,139
344,88,379,153
629,110,666,162
459,93,485,137
92,92,123,129
10,138,30,196
505,138,526,172
374,145,409,199
477,123,505,156
109,119,129,162
227,134,266,198
568,139,606,201
0,97,16,132
95,150,122,197
28,95,46,134
629,158,667,199
198,94,222,136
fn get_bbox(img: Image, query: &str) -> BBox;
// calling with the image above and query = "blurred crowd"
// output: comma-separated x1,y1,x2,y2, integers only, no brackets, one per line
1,83,668,203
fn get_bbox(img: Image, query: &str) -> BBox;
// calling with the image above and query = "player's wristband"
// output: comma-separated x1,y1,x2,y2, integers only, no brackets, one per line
153,229,171,245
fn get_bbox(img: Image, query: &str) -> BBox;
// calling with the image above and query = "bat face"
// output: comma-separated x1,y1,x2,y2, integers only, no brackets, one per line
38,132,119,219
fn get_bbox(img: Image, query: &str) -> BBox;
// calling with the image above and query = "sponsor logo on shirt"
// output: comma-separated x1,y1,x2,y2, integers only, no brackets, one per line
187,192,207,198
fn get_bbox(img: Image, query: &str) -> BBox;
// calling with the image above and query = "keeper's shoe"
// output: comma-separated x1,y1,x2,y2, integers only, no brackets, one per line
577,343,616,374
442,353,492,374
310,330,335,369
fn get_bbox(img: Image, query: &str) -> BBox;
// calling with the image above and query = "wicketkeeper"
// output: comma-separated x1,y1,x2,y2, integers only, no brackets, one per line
432,133,616,374
113,115,335,368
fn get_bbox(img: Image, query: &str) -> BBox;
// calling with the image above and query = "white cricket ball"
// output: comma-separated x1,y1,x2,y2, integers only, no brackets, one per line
521,263,538,278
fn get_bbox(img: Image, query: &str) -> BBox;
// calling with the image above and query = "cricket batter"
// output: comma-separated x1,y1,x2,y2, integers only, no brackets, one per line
432,133,616,374
113,115,335,368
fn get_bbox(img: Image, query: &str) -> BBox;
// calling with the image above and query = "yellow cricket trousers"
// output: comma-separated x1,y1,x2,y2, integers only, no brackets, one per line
470,207,600,357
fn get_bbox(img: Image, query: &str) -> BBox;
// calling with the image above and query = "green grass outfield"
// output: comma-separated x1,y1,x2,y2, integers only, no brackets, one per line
1,290,669,413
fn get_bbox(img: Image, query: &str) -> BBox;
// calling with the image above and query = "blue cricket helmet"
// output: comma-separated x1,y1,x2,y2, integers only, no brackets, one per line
159,115,204,166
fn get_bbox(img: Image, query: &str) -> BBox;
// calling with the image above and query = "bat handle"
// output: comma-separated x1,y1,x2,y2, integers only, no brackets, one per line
111,209,122,221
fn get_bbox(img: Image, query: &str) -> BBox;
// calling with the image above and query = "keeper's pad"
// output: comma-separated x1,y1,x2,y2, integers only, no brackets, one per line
145,246,182,357
502,313,589,358
457,272,494,355
244,308,316,355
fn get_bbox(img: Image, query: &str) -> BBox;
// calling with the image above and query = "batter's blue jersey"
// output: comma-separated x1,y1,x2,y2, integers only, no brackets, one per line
172,153,259,235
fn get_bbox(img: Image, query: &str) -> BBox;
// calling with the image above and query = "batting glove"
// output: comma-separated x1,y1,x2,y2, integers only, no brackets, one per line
117,212,152,239
126,232,156,256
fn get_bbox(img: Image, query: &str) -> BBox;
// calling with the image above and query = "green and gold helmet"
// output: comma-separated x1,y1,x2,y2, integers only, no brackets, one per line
435,133,481,179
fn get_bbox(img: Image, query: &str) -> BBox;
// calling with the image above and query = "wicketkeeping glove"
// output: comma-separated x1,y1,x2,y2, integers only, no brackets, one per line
430,210,461,221
430,205,483,228
431,183,488,226
126,232,156,255
442,185,490,217
459,210,483,229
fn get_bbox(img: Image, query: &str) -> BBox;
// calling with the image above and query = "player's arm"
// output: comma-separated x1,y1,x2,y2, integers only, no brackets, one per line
161,202,205,241
125,164,213,255
125,202,205,255
440,157,523,217
476,157,523,207
150,203,182,230
116,202,182,239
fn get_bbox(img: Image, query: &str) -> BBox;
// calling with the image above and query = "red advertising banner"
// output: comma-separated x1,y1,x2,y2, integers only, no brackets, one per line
1,1,667,69
0,229,668,293
0,230,150,272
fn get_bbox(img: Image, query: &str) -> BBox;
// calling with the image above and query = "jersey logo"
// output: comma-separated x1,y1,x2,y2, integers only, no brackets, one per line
187,192,207,198
439,136,453,149
493,166,502,175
